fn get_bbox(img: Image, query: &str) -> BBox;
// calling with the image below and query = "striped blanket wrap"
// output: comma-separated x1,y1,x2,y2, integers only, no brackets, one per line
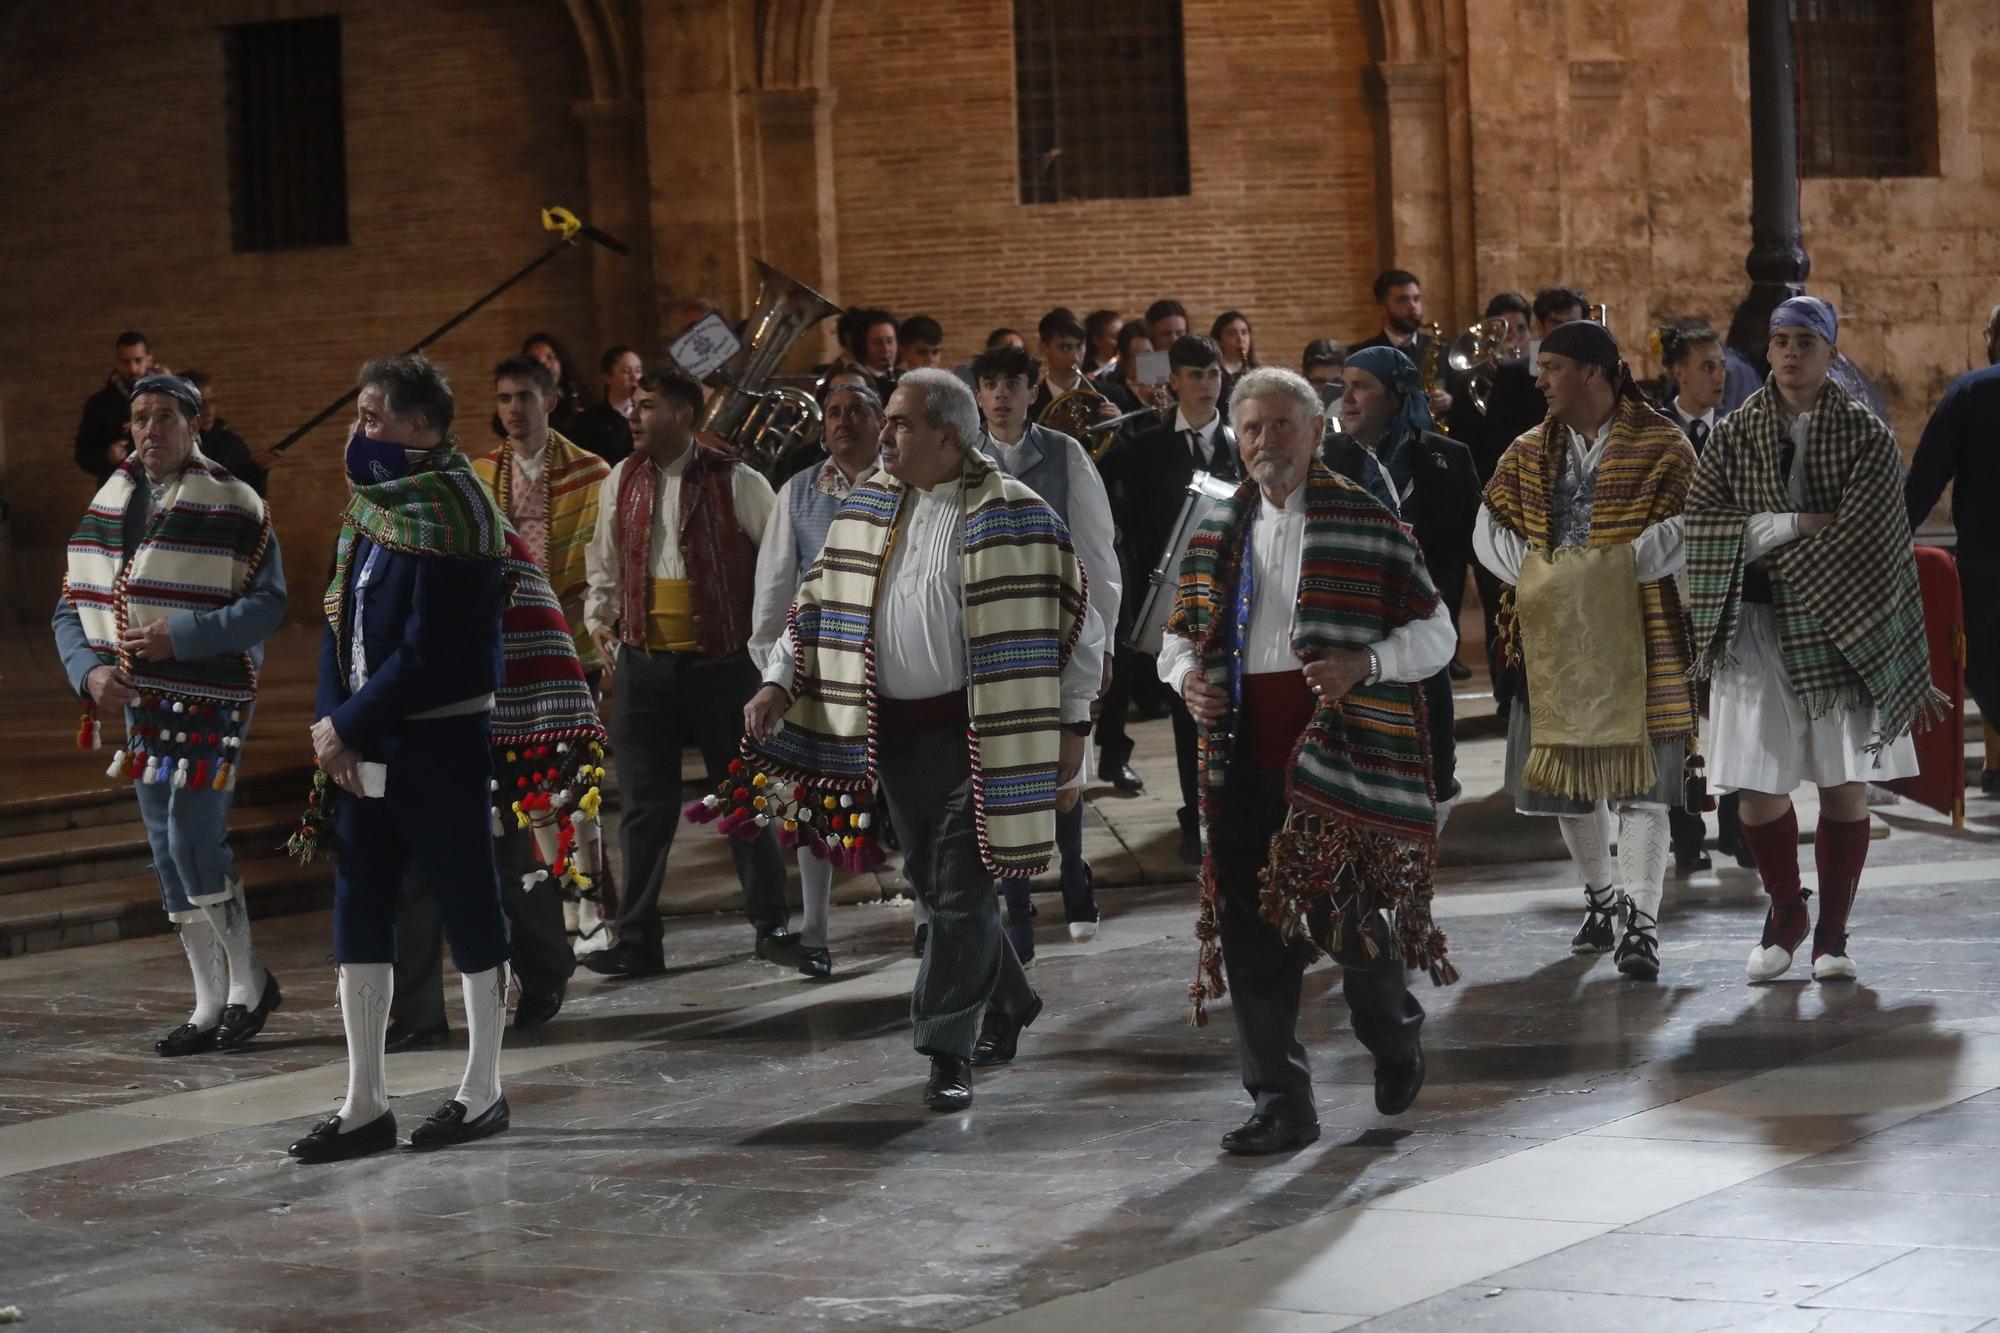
1685,380,1943,746
742,454,1088,877
1484,397,1697,797
1169,465,1453,1024
473,430,609,667
323,447,604,755
64,448,270,705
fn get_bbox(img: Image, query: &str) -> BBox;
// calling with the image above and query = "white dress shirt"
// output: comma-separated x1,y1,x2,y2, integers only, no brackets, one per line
583,445,777,634
749,459,870,666
763,475,1104,724
1472,416,1686,584
1175,407,1223,469
1156,484,1456,692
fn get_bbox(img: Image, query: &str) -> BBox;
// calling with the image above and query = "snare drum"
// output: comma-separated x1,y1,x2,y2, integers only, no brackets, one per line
1126,470,1240,655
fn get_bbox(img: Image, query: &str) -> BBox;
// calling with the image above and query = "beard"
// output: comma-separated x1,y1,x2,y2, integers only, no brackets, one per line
1387,311,1422,337
1248,454,1305,492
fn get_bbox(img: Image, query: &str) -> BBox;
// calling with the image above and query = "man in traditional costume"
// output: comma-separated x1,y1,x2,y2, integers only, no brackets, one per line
378,355,613,1054
580,365,806,979
1474,321,1696,982
1686,297,1937,983
743,368,1100,1112
746,382,886,980
54,372,287,1056
1162,367,1457,1155
291,354,531,1161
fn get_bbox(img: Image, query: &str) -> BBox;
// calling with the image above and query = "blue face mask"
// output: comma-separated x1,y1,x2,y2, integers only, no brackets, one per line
345,431,415,484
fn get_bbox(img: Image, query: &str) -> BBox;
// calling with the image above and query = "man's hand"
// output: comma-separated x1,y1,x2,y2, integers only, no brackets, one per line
85,664,138,709
1058,728,1085,788
310,716,347,767
744,684,792,742
119,619,176,663
1796,512,1835,538
321,743,364,795
1182,670,1227,728
1427,387,1453,417
590,626,620,679
1096,400,1121,422
1303,647,1373,702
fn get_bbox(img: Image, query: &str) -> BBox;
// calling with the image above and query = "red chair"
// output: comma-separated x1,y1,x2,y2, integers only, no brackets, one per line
1885,545,1966,826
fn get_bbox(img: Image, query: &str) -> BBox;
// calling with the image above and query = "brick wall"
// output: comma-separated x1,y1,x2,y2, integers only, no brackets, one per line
0,0,598,612
822,0,1382,374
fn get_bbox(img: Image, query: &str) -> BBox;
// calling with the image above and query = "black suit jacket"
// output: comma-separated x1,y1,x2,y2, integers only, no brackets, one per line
1321,429,1480,618
1107,418,1242,591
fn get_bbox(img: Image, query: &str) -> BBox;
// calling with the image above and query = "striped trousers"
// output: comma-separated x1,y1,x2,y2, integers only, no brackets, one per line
878,725,1039,1061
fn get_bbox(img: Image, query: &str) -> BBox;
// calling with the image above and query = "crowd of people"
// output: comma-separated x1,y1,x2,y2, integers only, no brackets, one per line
52,266,1989,1159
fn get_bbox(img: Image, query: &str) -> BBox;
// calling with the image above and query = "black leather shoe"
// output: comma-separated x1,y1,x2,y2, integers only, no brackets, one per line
215,973,282,1050
912,923,928,958
1097,760,1145,794
409,1097,511,1151
1220,1110,1320,1156
154,1022,220,1058
582,940,666,977
514,985,565,1031
289,1109,397,1162
1375,1047,1426,1116
1178,828,1203,866
795,945,833,979
1674,847,1713,875
383,1021,451,1054
971,994,1043,1067
755,928,809,969
923,1055,972,1111
1447,658,1473,682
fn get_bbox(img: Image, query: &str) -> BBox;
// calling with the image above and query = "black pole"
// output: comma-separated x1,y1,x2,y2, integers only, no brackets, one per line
1735,0,1809,367
269,224,629,455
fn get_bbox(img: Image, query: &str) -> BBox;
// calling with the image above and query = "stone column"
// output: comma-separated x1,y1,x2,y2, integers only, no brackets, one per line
1371,60,1463,331
574,99,651,355
748,85,842,368
1739,0,1808,361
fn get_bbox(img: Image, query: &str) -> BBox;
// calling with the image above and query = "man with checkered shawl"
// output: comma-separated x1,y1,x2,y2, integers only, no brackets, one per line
1685,296,1941,985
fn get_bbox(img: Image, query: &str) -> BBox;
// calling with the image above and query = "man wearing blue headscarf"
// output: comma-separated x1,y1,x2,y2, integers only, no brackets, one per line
1323,345,1481,820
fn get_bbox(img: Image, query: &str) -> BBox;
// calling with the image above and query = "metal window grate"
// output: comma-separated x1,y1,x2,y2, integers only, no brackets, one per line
225,16,349,251
1792,0,1936,178
1014,1,1190,205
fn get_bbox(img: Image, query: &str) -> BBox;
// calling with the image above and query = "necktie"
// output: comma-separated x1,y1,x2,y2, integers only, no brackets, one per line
1689,419,1709,453
1185,428,1203,469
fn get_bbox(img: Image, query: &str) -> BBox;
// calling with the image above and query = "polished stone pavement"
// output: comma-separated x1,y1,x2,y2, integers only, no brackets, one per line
3,777,1999,1331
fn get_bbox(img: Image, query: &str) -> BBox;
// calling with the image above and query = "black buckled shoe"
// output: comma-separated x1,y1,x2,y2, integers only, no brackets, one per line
923,1055,972,1112
384,1021,451,1054
1570,885,1621,955
1097,760,1145,794
755,928,809,969
581,940,666,978
288,1109,397,1163
154,1022,220,1058
215,973,282,1051
513,985,565,1031
795,945,833,980
1220,1110,1321,1156
409,1097,511,1151
1374,1046,1426,1116
970,994,1043,1067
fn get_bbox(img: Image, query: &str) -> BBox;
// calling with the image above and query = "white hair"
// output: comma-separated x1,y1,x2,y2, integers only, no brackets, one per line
1227,365,1324,430
893,367,982,452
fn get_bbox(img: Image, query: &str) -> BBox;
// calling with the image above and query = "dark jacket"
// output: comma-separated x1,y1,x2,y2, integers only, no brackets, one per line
1473,362,1546,483
200,422,269,497
1108,416,1242,588
316,536,506,759
568,400,634,466
1322,428,1480,619
75,375,131,482
1907,363,2000,557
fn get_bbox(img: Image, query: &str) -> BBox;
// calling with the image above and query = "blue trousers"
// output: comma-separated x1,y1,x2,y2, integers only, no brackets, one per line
332,714,510,973
135,779,238,916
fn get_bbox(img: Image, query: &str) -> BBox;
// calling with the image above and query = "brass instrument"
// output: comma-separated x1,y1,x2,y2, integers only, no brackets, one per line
700,259,842,474
1416,321,1450,434
1042,382,1171,461
1589,302,1610,325
1446,316,1525,417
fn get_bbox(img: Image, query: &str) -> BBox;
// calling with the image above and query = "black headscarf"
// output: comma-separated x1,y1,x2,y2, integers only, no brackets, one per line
1540,319,1647,404
128,372,205,422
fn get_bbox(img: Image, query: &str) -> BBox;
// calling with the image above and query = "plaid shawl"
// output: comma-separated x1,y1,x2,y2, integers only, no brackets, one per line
65,449,270,703
744,452,1088,876
474,430,608,667
1485,395,1697,756
1169,464,1453,1022
1685,379,1942,745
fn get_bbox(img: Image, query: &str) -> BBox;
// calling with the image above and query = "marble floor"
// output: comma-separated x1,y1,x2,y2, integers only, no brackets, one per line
3,792,2000,1330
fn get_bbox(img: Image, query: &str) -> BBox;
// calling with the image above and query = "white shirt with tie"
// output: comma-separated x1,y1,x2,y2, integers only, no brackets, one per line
1175,407,1223,470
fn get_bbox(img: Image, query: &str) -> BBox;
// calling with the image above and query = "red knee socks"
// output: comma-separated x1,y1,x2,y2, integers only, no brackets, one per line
1741,806,1809,952
1813,816,1871,960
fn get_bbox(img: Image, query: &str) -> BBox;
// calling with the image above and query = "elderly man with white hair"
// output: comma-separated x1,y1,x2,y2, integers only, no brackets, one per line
744,368,1102,1113
1160,366,1458,1155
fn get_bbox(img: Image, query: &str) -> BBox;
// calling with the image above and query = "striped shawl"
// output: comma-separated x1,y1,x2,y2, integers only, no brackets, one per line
64,448,270,704
1169,465,1453,1021
474,430,608,667
1685,380,1942,745
744,453,1088,876
1485,395,1697,754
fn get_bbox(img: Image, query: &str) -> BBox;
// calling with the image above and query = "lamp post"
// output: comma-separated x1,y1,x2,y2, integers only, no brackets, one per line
1734,0,1809,368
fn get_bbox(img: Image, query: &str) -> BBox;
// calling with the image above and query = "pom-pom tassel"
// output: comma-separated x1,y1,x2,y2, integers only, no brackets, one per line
105,748,127,779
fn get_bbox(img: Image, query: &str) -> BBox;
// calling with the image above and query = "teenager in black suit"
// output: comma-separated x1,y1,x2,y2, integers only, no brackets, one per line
1322,345,1479,816
1107,333,1240,862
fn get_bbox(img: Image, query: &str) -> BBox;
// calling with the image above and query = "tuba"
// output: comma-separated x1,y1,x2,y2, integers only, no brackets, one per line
1446,316,1522,417
700,260,843,474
